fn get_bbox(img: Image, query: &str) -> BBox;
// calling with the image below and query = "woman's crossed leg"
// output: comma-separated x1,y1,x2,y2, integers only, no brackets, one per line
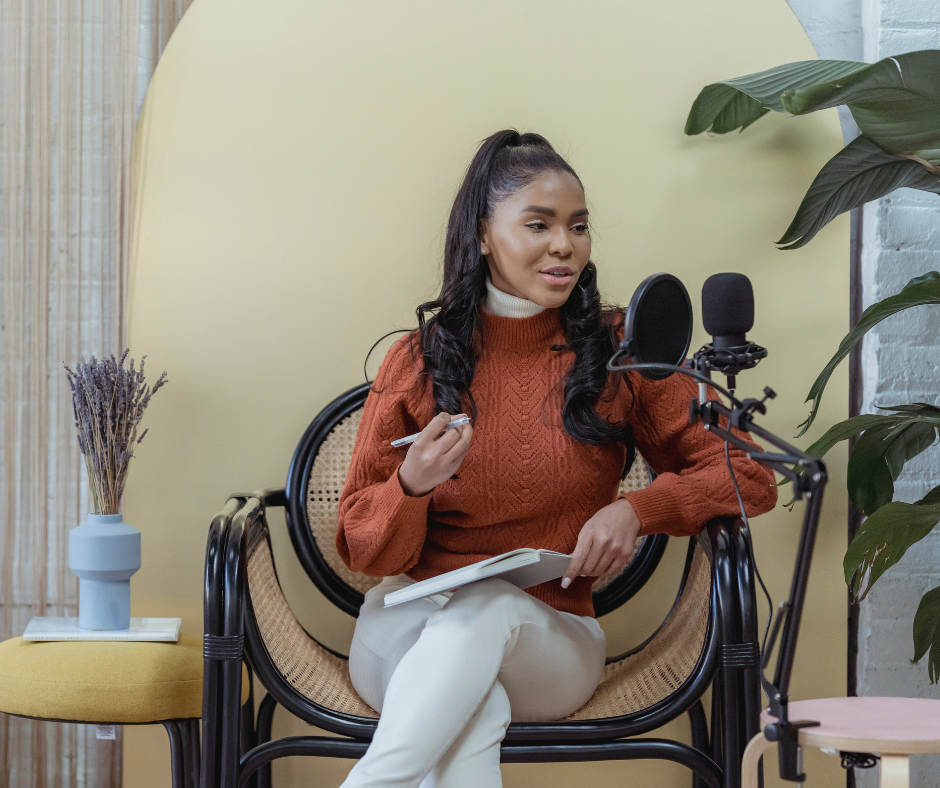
344,576,606,788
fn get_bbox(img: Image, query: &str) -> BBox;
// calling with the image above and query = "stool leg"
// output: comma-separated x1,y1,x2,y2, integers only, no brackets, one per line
741,733,775,788
189,719,202,788
164,721,186,788
880,755,909,788
180,721,195,788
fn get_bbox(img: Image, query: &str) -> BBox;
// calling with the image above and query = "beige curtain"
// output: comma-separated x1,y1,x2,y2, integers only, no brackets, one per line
0,0,192,785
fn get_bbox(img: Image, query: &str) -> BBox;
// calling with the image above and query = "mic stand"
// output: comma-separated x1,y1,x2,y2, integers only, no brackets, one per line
608,352,828,783
690,360,827,783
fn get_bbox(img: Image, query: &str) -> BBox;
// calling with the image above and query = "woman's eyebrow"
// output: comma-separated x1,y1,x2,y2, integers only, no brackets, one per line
519,206,590,218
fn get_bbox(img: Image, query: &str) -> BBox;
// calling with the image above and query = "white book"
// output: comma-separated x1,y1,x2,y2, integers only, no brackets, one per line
22,617,182,642
384,548,572,608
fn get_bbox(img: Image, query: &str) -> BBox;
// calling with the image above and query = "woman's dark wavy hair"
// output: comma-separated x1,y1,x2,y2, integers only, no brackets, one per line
414,129,635,458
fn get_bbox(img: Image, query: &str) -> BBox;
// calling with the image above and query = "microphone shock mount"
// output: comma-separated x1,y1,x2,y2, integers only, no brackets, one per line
693,340,768,391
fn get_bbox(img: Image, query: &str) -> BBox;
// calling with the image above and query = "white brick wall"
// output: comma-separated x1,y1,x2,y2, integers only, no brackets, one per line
787,2,940,785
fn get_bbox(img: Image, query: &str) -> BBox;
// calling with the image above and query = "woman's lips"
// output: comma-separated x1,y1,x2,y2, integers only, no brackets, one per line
540,268,574,286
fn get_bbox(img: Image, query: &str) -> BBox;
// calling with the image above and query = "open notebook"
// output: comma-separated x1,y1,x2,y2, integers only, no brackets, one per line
383,548,572,607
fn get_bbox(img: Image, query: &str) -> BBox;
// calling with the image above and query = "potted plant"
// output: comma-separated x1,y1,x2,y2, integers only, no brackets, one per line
685,50,940,248
685,50,940,679
64,351,167,630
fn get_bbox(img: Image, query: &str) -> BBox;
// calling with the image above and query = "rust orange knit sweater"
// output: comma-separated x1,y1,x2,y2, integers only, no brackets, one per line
336,308,777,617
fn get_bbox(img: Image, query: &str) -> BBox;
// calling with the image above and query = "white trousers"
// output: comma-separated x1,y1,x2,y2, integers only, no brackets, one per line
342,574,607,788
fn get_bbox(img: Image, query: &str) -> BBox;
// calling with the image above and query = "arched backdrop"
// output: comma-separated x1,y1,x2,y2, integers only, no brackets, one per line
127,1,851,785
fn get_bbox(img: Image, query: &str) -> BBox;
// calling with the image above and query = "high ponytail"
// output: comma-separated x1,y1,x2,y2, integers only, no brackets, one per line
412,129,635,456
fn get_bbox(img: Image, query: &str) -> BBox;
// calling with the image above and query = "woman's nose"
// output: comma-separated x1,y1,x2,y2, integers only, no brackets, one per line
549,228,573,256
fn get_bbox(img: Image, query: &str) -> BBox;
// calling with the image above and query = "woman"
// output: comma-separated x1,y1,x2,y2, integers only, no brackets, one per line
335,129,777,788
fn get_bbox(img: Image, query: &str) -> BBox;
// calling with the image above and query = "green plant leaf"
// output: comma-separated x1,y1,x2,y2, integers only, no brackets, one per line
804,413,908,459
778,413,907,493
844,498,940,600
797,272,940,436
917,485,940,507
685,60,870,135
776,135,940,249
913,585,940,683
781,50,940,169
781,406,940,494
878,402,940,417
847,421,937,515
847,425,899,515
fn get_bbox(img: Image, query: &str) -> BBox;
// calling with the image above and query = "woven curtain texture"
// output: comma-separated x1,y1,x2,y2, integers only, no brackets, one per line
0,0,191,785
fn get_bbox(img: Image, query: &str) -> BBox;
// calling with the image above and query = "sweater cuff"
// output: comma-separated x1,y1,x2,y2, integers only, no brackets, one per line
383,464,434,511
619,485,687,537
340,464,433,576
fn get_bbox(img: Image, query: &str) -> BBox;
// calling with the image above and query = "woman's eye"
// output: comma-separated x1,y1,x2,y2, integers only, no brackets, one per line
572,223,589,233
525,221,548,231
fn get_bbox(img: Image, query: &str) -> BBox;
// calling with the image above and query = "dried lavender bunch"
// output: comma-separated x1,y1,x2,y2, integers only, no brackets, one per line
63,350,168,515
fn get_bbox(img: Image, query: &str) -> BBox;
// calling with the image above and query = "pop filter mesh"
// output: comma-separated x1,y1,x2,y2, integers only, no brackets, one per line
634,279,691,367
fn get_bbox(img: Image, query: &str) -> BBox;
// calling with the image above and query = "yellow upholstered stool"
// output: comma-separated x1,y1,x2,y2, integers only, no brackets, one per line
0,633,250,788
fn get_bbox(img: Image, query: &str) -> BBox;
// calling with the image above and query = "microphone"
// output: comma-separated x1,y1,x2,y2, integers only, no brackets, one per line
696,273,767,391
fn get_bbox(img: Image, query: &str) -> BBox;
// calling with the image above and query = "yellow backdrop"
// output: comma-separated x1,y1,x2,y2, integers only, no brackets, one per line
127,1,850,785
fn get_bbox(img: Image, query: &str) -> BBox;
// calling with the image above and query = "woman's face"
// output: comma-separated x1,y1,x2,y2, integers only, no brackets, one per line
480,170,591,309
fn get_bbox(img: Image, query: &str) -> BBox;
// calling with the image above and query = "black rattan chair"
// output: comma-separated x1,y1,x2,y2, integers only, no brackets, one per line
201,383,765,788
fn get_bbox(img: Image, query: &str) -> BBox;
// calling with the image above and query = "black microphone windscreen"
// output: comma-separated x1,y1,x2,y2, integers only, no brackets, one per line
702,273,754,337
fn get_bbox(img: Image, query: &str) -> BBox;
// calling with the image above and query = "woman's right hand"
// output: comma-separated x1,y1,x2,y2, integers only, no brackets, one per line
398,412,473,497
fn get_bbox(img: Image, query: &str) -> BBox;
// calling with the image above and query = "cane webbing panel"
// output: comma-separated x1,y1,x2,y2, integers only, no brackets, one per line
248,535,710,722
307,409,377,595
305,406,653,596
248,538,379,717
563,542,710,720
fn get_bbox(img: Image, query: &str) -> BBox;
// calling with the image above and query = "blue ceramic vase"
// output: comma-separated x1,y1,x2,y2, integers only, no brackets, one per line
68,513,141,630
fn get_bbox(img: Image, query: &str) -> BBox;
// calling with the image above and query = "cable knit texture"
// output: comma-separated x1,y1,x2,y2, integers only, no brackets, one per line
336,308,777,617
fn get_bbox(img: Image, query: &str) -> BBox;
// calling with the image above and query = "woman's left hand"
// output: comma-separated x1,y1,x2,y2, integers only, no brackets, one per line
561,499,642,588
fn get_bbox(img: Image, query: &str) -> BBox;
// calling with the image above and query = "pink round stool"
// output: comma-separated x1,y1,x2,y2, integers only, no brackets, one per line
742,697,940,788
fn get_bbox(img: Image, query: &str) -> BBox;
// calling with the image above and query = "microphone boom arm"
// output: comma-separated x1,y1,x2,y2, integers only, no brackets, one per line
608,357,827,783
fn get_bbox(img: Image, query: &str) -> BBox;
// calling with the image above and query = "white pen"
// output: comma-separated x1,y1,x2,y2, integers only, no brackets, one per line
391,415,471,448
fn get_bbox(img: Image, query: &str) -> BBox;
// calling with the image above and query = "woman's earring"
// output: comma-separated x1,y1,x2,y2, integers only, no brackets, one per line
480,246,486,254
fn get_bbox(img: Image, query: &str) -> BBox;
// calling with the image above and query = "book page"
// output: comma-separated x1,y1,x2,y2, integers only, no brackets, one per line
384,548,571,607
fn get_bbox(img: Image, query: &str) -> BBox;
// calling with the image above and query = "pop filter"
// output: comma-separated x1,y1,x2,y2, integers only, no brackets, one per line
620,273,693,380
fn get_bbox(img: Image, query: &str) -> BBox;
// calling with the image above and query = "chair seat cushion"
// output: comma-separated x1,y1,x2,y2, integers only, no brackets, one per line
0,633,249,723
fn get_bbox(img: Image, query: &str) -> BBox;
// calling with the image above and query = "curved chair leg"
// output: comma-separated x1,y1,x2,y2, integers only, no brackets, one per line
733,524,763,750
712,524,742,788
164,721,187,788
742,734,774,788
688,699,710,788
710,675,723,772
240,659,256,759
255,693,278,788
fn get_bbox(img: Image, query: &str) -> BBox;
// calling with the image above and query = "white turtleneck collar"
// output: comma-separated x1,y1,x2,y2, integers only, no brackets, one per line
483,277,547,319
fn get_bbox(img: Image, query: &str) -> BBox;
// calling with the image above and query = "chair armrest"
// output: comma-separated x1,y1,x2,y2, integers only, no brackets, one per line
705,516,741,638
257,488,287,508
225,488,287,508
705,517,738,561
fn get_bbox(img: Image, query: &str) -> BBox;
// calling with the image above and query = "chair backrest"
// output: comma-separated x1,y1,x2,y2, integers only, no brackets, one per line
285,384,668,617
